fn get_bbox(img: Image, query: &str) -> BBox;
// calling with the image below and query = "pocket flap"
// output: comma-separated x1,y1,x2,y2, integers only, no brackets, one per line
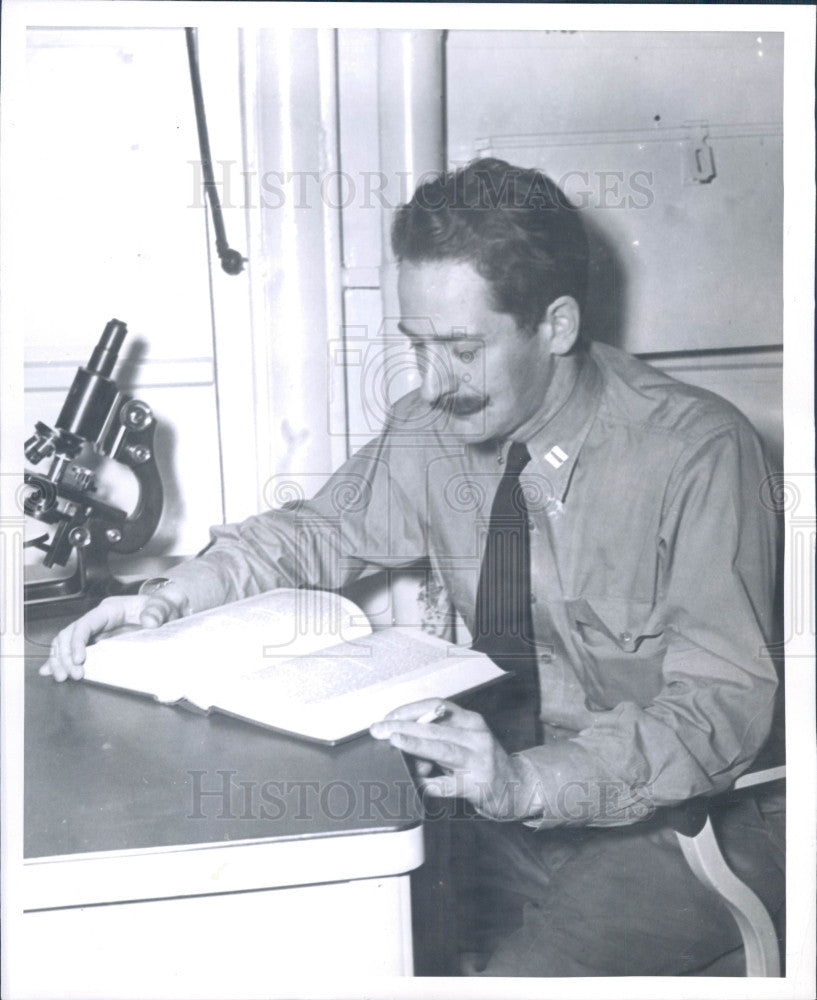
566,597,662,652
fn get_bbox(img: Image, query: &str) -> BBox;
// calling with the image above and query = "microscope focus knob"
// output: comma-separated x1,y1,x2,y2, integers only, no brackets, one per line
120,399,153,430
25,422,59,464
67,466,96,492
68,526,91,548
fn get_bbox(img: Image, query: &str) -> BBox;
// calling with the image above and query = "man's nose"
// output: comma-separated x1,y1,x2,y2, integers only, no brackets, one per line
418,346,457,405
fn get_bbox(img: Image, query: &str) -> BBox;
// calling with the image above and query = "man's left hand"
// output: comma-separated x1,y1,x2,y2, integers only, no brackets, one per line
369,699,537,821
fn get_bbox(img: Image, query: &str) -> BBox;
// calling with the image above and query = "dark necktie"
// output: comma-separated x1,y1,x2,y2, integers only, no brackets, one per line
469,442,542,753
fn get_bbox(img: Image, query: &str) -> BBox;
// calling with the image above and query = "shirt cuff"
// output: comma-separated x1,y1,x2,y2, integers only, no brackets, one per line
514,741,654,829
163,558,232,616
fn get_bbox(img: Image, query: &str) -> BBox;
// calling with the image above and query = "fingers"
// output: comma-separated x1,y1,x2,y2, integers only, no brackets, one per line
138,583,189,629
370,716,492,776
46,602,125,681
418,774,460,798
378,698,484,730
41,642,75,683
41,595,169,683
378,699,452,723
382,728,473,770
68,602,124,668
39,639,60,679
139,594,178,629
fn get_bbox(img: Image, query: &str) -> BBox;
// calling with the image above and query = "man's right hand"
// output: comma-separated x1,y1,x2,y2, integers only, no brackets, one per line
40,584,190,682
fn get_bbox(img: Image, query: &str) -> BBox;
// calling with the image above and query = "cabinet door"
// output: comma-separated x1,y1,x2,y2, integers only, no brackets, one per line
475,125,782,355
447,31,783,355
19,875,414,998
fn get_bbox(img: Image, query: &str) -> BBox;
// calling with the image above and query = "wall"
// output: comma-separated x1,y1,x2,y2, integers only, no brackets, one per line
446,29,783,467
23,28,225,561
23,28,785,582
334,29,448,627
337,29,445,454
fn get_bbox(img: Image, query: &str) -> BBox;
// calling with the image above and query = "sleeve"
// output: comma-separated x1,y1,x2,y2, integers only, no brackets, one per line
164,419,430,613
516,418,779,828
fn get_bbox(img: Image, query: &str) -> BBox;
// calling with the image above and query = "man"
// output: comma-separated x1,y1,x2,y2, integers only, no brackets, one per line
44,159,784,976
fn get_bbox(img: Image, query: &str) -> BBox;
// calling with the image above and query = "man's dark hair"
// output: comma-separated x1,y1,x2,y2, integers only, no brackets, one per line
391,158,588,332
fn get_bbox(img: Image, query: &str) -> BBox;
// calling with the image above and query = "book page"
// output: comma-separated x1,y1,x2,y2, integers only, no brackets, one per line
213,628,506,742
289,653,507,742
234,627,456,704
82,588,371,704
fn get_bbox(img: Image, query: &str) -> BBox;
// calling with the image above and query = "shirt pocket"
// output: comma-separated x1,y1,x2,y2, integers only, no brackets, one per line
565,596,667,709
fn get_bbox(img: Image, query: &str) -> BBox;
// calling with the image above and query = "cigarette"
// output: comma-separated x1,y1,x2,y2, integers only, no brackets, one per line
417,704,447,725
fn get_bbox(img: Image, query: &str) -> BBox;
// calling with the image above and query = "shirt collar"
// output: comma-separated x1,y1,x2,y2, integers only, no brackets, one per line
499,346,602,503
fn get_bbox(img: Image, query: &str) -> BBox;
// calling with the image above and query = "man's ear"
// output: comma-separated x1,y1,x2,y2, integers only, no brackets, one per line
540,296,581,355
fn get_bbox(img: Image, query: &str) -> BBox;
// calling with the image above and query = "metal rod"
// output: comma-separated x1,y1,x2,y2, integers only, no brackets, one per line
185,27,245,276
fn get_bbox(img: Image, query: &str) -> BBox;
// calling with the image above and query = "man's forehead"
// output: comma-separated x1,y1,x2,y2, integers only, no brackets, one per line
396,259,515,341
397,320,485,341
397,258,492,305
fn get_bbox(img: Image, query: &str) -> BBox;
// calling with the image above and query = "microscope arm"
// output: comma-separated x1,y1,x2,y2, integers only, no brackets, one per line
109,402,164,554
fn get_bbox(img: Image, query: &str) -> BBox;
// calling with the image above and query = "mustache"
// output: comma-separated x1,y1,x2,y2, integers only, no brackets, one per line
431,392,488,417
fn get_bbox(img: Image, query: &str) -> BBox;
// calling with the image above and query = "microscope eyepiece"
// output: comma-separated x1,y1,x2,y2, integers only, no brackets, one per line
56,319,128,444
88,319,127,377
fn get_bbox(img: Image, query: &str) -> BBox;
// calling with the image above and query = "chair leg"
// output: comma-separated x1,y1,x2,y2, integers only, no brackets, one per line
676,816,780,976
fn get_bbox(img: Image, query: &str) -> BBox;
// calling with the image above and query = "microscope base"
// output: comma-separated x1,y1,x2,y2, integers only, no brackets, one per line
24,574,139,622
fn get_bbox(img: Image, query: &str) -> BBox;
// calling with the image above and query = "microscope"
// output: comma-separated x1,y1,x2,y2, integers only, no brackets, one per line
24,320,164,618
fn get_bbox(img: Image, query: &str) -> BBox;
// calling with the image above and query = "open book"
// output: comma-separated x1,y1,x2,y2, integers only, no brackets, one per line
81,588,507,744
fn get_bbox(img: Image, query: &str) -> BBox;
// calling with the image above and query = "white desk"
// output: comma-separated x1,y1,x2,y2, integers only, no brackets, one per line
22,616,425,999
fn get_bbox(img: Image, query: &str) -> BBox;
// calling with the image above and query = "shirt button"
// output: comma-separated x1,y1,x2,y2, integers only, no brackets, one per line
529,594,538,605
619,631,633,644
527,519,536,532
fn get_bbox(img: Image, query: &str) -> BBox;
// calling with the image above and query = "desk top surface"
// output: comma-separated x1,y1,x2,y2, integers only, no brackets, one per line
25,614,423,860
